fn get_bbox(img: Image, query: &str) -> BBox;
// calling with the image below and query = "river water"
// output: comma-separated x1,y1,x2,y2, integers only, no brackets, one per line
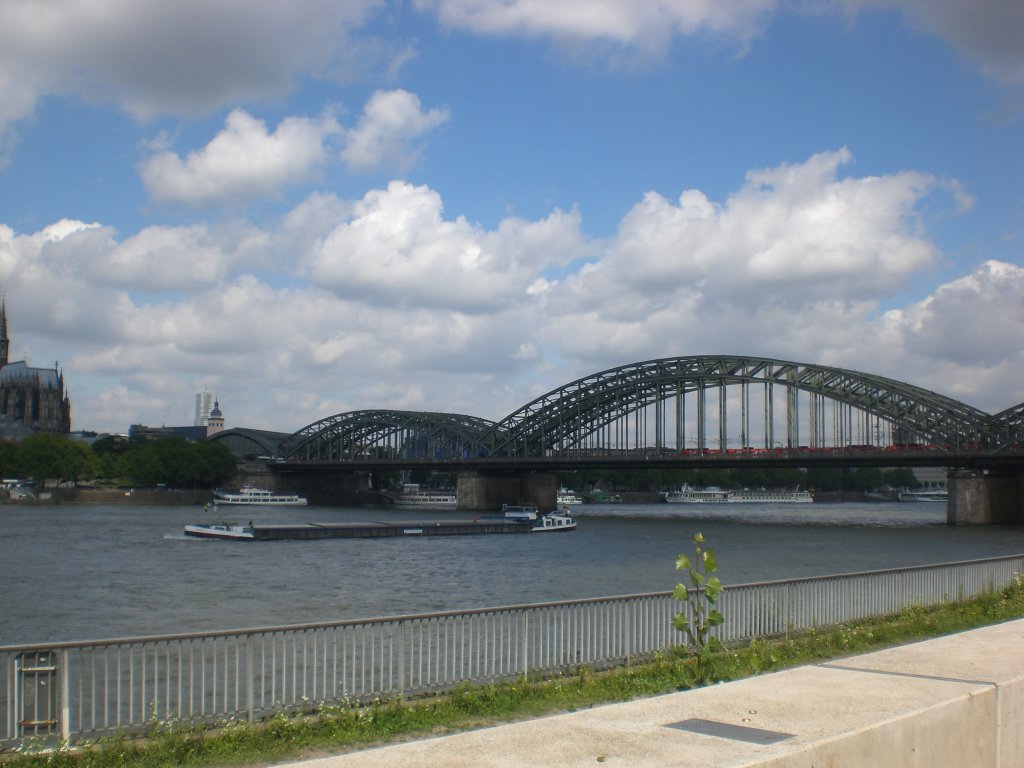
3,501,1024,646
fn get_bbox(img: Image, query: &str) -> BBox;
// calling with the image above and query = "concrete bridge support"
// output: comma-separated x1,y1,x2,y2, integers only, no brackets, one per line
947,469,1024,525
251,463,374,505
456,473,558,512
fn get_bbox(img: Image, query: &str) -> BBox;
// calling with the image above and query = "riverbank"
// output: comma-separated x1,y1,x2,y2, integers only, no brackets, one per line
0,487,212,505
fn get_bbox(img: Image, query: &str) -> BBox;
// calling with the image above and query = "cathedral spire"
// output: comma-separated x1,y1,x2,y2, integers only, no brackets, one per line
0,295,8,367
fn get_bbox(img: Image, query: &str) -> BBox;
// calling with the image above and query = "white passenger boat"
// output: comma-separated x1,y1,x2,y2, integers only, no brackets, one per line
664,484,813,504
393,484,457,508
479,504,577,532
556,488,583,505
184,523,255,540
898,489,948,502
214,486,307,506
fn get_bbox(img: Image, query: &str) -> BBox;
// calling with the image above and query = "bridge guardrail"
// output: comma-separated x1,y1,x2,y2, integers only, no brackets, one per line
3,554,1023,751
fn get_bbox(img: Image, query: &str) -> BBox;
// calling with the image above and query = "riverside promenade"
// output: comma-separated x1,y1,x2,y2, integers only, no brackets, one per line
273,618,1024,768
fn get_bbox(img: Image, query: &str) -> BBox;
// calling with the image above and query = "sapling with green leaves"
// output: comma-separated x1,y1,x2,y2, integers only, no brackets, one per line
672,532,725,684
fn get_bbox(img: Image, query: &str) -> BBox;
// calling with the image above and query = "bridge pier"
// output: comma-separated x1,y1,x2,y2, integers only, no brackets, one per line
947,469,1024,525
456,473,558,512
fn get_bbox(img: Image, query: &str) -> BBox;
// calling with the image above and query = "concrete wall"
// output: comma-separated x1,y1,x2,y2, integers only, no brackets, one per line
294,619,1024,768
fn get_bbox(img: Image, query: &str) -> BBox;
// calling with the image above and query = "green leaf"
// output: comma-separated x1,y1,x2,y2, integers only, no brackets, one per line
672,614,690,632
672,584,690,602
675,554,691,571
690,571,705,588
693,532,704,543
705,577,723,600
707,609,724,627
702,549,717,572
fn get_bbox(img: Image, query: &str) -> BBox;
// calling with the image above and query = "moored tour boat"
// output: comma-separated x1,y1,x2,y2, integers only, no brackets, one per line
393,484,457,508
556,488,583,505
214,486,307,506
664,484,813,504
584,488,622,503
897,489,948,502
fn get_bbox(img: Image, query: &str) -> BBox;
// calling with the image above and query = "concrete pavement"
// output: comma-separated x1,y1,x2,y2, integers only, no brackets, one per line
272,619,1024,767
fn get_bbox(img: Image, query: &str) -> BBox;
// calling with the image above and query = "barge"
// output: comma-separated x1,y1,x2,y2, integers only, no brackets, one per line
185,518,540,541
184,504,576,540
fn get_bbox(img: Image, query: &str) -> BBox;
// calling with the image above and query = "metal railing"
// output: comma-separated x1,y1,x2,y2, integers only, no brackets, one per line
3,554,1022,751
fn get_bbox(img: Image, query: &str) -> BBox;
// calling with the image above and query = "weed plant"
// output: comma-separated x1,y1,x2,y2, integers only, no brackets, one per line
5,577,1024,768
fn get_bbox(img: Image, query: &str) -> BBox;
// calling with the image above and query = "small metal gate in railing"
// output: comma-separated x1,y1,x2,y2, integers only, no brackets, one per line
2,554,1022,751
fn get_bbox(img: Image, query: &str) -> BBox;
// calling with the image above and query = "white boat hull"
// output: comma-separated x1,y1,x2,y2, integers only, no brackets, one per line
393,494,457,508
665,486,813,504
184,523,255,540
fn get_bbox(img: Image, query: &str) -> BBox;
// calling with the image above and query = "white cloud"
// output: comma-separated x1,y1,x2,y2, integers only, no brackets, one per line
341,90,451,173
564,148,943,324
0,0,390,162
418,0,776,53
3,150,1019,434
309,180,594,312
140,110,341,205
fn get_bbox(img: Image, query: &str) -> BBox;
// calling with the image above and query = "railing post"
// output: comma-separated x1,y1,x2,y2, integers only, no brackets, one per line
520,610,529,680
623,601,632,666
246,635,254,725
397,620,406,695
60,649,70,747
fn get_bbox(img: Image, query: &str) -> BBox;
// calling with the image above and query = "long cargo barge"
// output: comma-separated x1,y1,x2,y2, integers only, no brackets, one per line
184,519,534,540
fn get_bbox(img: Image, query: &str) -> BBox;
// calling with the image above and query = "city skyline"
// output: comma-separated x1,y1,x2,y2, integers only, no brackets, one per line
0,1,1021,434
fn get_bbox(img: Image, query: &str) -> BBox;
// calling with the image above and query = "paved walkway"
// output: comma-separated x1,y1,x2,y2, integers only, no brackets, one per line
272,619,1024,768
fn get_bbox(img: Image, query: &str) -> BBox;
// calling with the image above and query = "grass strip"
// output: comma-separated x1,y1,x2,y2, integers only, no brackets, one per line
6,578,1024,768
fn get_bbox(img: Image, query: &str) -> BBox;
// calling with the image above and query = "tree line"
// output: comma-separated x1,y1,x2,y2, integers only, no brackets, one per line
0,433,238,488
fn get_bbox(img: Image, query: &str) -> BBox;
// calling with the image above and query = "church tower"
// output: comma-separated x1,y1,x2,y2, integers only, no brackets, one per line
207,399,225,435
0,300,71,434
0,298,9,367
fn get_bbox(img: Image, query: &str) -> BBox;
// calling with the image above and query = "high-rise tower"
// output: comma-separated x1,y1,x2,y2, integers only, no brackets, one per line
194,389,215,426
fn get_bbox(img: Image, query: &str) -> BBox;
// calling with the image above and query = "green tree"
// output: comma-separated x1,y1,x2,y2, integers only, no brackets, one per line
0,440,18,478
16,433,98,482
114,437,238,488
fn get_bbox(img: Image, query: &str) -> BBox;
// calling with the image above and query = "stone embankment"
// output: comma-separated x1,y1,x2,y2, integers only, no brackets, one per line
0,487,213,504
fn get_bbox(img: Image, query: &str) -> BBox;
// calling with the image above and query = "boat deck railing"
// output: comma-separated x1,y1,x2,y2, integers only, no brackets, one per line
3,554,1023,751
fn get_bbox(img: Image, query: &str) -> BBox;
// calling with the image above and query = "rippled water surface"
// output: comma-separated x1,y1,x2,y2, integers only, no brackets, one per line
3,501,1023,645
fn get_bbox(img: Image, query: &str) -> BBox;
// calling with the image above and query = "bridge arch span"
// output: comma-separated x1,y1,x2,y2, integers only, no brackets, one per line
484,356,996,457
280,409,498,461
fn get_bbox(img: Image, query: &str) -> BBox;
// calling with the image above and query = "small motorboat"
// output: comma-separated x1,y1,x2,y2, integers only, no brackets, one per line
184,523,255,540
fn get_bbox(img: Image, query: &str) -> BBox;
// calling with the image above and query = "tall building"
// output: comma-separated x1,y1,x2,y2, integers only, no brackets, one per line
194,389,215,426
0,300,71,434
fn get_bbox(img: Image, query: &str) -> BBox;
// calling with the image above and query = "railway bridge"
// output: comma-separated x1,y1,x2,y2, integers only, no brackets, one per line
211,356,1024,524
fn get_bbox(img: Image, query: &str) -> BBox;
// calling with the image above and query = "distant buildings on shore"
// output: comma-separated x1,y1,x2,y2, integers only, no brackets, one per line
130,395,226,442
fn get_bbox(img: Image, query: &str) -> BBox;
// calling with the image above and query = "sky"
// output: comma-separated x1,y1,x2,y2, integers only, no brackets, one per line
0,0,1022,436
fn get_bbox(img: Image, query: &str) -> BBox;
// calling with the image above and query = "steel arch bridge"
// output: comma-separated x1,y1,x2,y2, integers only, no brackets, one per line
280,409,500,462
278,356,1021,463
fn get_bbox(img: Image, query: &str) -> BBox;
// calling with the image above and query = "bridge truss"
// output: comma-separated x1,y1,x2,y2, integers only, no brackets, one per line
280,410,499,461
485,356,1001,457
279,356,1017,462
